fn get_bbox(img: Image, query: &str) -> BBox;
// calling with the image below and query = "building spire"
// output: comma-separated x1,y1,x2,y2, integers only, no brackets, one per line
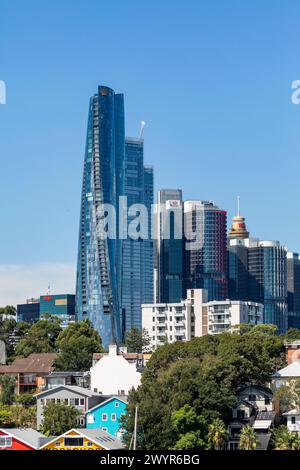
228,196,249,239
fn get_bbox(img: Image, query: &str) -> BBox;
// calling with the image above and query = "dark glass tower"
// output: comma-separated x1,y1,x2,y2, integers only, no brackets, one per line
156,189,183,303
121,138,154,334
76,86,125,348
183,200,228,301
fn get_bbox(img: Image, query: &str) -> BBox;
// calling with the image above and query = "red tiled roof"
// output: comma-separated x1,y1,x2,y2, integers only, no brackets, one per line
0,353,57,374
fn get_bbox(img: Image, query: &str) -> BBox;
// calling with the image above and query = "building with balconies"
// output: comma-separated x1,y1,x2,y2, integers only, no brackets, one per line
142,289,263,350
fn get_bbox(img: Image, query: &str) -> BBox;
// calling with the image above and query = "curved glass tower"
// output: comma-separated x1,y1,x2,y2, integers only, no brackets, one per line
76,86,125,348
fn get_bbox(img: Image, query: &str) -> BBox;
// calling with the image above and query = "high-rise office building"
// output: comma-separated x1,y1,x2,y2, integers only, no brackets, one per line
156,189,183,303
183,200,228,301
287,252,300,329
121,138,154,333
76,86,125,348
248,240,287,333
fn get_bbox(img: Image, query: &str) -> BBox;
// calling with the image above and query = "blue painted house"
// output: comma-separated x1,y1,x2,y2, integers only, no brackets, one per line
85,396,127,437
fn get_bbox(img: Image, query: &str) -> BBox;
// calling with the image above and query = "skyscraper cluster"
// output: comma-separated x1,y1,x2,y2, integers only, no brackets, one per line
76,85,300,347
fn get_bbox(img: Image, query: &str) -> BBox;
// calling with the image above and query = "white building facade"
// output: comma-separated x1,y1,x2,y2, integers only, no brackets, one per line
90,344,141,396
142,289,263,350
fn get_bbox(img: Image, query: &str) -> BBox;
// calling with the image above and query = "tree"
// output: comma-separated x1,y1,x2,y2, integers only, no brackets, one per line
10,405,36,428
54,320,103,371
284,328,300,342
171,405,209,450
0,306,16,318
125,327,151,353
207,418,228,450
0,375,15,405
41,402,79,435
14,317,62,357
274,379,300,414
122,328,284,450
239,425,257,450
14,393,36,406
0,407,13,426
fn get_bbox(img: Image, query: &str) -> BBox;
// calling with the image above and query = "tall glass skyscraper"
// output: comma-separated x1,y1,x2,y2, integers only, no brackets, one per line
76,86,125,348
156,189,183,303
183,200,228,301
121,138,154,333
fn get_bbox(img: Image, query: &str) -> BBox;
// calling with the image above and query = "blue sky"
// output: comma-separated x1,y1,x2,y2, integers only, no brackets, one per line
0,0,299,303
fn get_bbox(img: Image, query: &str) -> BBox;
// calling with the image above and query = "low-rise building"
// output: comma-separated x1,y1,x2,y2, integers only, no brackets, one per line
39,428,124,450
35,385,104,429
283,409,300,432
142,289,263,349
86,396,127,437
227,385,275,451
0,428,48,450
273,361,300,389
90,344,141,396
0,353,57,394
44,371,89,390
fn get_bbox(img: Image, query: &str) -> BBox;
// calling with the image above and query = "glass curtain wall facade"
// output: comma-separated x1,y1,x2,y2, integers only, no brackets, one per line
121,138,154,334
156,190,183,303
248,241,287,333
287,252,300,328
76,86,125,348
183,201,228,301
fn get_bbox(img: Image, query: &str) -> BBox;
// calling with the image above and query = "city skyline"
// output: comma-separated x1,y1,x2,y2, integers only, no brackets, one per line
1,0,300,305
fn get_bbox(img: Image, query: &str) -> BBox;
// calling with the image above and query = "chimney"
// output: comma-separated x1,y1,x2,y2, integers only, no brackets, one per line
108,344,118,357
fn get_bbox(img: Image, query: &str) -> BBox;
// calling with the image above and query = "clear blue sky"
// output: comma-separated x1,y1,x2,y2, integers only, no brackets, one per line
0,0,299,301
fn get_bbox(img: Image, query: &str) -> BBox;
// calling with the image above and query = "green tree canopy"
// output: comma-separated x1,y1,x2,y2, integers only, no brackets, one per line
0,375,15,405
122,329,284,450
171,404,209,450
125,327,151,353
14,316,62,357
207,418,228,450
41,402,79,435
239,425,257,450
54,320,103,371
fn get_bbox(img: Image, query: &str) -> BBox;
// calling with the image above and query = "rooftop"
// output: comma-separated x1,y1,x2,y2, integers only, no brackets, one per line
0,353,57,374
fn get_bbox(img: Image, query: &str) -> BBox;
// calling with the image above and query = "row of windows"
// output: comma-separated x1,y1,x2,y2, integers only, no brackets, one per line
40,397,85,406
0,437,12,447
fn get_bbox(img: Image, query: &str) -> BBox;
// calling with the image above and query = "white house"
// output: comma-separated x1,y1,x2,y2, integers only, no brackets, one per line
273,361,300,389
90,344,141,396
283,409,300,432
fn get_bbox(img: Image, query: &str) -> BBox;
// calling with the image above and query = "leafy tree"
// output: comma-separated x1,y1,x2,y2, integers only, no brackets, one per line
54,320,103,371
0,406,13,426
14,393,36,406
207,418,228,450
239,425,257,450
122,329,284,450
10,405,36,428
274,379,300,414
14,317,62,357
171,405,209,450
125,327,151,353
41,402,80,435
284,328,300,342
271,425,300,450
0,306,16,317
0,375,15,405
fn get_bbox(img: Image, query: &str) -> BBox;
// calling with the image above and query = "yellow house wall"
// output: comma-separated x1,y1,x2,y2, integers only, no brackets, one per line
42,432,104,450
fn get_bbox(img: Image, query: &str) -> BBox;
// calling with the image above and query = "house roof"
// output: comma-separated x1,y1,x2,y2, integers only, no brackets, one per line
256,433,271,451
34,384,102,398
92,352,147,362
238,385,273,396
283,409,300,416
0,353,57,375
274,361,300,378
85,395,127,414
1,428,47,449
39,428,124,450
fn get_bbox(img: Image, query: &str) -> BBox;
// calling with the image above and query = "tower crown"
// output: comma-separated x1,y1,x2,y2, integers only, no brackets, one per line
228,196,249,239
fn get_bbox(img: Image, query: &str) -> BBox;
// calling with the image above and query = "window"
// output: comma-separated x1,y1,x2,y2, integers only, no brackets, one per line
0,437,12,447
87,442,93,447
87,414,94,424
80,398,84,406
265,397,270,405
292,417,296,424
102,413,108,421
64,437,84,447
237,409,245,419
41,399,45,406
111,413,116,421
64,399,68,405
70,398,75,406
102,427,108,432
248,394,256,402
55,442,61,447
115,402,119,408
93,388,98,393
75,398,79,406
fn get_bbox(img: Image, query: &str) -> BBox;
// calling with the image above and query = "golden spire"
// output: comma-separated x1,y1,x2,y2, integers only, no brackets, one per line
228,196,249,239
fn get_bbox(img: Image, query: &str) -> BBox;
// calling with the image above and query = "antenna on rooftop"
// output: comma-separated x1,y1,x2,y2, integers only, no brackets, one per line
237,195,240,217
139,121,145,139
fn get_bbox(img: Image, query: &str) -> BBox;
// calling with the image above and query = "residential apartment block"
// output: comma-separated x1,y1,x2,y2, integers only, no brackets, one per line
142,289,263,350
